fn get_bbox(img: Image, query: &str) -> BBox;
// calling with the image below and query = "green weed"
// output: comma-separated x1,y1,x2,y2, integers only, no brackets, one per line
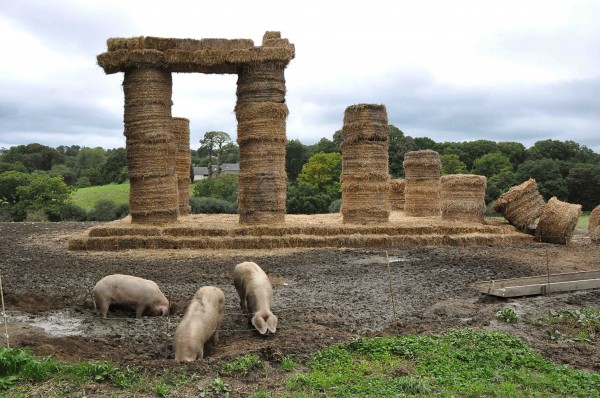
540,307,600,342
223,354,263,373
496,307,519,324
280,356,296,371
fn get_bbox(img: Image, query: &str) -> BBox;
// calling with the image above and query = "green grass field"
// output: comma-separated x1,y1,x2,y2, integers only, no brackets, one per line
70,183,130,211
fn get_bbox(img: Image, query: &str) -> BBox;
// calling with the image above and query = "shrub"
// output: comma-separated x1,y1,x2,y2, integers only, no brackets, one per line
25,209,48,222
86,199,120,221
189,197,237,214
286,182,332,214
114,203,130,218
60,204,87,221
328,199,342,213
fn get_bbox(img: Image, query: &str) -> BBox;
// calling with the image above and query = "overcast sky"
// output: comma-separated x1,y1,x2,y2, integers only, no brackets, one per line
1,0,599,153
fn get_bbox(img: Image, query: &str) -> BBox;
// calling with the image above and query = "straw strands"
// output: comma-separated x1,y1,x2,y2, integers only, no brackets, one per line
441,174,487,223
341,104,390,224
389,179,406,211
493,179,545,232
535,197,581,245
173,117,191,216
588,204,600,244
403,150,441,217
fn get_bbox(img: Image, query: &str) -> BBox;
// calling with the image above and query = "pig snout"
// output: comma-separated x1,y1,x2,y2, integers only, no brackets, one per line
153,303,170,316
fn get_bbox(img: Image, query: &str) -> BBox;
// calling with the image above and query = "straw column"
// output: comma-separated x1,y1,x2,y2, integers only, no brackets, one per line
123,68,178,224
389,179,406,211
235,59,288,224
173,117,191,216
403,150,441,217
341,104,390,224
440,174,486,223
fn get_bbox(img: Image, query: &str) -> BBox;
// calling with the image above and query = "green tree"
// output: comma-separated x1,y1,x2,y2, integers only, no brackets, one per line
101,148,127,184
308,137,340,156
286,182,332,214
75,147,107,184
0,144,64,172
527,139,598,163
388,125,418,177
297,152,342,197
566,163,600,210
192,173,238,203
48,164,77,186
516,159,568,200
285,139,309,183
440,154,468,175
0,171,32,207
199,131,233,176
486,170,517,203
472,152,512,178
0,161,28,173
497,142,527,168
458,140,499,170
413,137,437,151
14,172,73,221
332,129,343,151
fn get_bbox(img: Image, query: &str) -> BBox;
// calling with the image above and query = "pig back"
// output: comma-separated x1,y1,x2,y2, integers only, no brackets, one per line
93,274,167,306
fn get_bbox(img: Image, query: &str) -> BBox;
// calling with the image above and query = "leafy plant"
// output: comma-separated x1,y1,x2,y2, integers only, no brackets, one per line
540,308,600,342
206,376,231,396
280,356,296,371
153,379,171,396
223,354,263,373
496,308,519,324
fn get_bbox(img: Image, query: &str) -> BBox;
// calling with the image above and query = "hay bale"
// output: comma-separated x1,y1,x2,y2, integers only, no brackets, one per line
404,178,441,217
129,175,179,224
535,197,581,245
389,179,406,211
173,117,191,216
341,104,390,224
126,138,176,178
236,64,286,105
588,204,600,243
493,179,545,231
402,150,441,178
440,174,486,223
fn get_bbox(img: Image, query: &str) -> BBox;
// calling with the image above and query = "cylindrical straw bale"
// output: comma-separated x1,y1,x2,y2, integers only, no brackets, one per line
126,139,176,178
389,179,406,211
440,174,486,223
341,104,390,224
587,204,600,244
129,175,179,224
402,150,441,179
238,174,286,224
493,179,545,232
404,178,441,217
236,63,286,105
173,117,191,216
535,197,581,245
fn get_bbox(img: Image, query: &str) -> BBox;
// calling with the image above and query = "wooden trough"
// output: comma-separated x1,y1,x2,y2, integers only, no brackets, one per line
475,270,600,298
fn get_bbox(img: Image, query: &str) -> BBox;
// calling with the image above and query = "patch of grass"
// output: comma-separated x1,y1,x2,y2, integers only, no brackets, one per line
280,356,296,371
577,212,590,230
223,354,263,373
206,376,231,396
496,307,519,324
285,328,600,397
539,307,600,343
70,183,130,211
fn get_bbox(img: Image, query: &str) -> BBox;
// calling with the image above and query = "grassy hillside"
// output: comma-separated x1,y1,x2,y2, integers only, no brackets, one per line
70,183,130,211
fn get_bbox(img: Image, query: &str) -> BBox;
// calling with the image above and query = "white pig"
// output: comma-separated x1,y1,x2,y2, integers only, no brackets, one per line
173,286,225,362
233,261,277,335
91,274,169,319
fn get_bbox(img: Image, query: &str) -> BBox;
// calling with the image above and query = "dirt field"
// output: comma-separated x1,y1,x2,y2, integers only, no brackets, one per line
1,221,599,393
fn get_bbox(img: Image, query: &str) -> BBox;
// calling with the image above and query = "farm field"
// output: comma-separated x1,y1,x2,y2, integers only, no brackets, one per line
0,221,599,396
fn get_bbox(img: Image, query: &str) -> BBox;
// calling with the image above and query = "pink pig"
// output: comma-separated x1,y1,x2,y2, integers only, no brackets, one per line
91,274,169,319
233,261,277,335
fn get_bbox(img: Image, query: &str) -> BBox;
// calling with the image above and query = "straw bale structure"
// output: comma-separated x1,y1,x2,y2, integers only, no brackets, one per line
535,197,581,245
440,174,486,223
389,179,406,211
403,150,441,217
587,204,600,244
173,117,191,216
341,104,390,224
493,179,545,232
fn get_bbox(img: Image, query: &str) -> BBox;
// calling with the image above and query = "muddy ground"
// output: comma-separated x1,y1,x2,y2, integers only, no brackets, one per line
0,221,599,394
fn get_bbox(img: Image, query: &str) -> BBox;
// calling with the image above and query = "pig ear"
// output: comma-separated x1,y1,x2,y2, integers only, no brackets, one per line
252,314,268,335
266,314,277,333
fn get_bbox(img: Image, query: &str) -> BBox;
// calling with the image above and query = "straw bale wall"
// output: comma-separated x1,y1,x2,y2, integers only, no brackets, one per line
123,68,178,223
440,174,486,223
341,104,390,224
535,197,581,245
588,204,600,244
493,179,545,232
389,179,406,211
173,117,191,216
235,69,288,225
403,150,441,217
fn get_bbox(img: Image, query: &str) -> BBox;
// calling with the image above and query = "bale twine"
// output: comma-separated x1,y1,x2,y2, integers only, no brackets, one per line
389,179,406,211
535,197,581,245
440,174,486,223
403,150,441,217
123,67,178,224
341,104,390,224
235,72,288,224
493,179,545,232
587,204,600,244
173,117,191,216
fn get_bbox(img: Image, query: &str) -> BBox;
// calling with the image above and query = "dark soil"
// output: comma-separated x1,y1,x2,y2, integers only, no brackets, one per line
0,221,599,395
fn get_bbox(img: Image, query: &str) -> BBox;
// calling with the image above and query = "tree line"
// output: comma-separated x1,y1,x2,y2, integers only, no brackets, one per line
1,125,599,221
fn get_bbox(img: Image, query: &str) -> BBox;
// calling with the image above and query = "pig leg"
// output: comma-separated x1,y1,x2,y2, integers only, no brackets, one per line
135,304,146,319
208,330,219,345
94,296,110,319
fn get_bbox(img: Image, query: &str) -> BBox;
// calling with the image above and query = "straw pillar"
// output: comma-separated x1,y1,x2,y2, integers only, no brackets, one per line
235,62,288,224
440,174,487,223
341,104,390,224
403,150,441,217
173,117,191,216
123,68,178,224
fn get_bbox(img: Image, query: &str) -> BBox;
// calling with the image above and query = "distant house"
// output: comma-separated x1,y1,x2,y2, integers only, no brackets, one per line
192,163,239,182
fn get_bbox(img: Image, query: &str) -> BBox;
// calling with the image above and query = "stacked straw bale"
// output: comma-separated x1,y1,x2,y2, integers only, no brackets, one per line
440,174,486,223
341,104,390,224
403,150,441,217
124,68,178,224
588,204,600,244
389,179,406,211
235,60,288,225
493,179,545,232
172,117,191,216
535,197,581,245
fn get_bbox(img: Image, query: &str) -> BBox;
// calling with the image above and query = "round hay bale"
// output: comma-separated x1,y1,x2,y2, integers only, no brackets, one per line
535,197,581,245
126,138,176,178
341,141,389,182
404,178,441,217
236,102,288,144
129,175,179,224
236,63,286,105
588,204,600,243
402,150,441,179
172,117,191,216
238,174,286,224
389,179,406,211
342,104,388,143
493,179,545,231
440,174,486,223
